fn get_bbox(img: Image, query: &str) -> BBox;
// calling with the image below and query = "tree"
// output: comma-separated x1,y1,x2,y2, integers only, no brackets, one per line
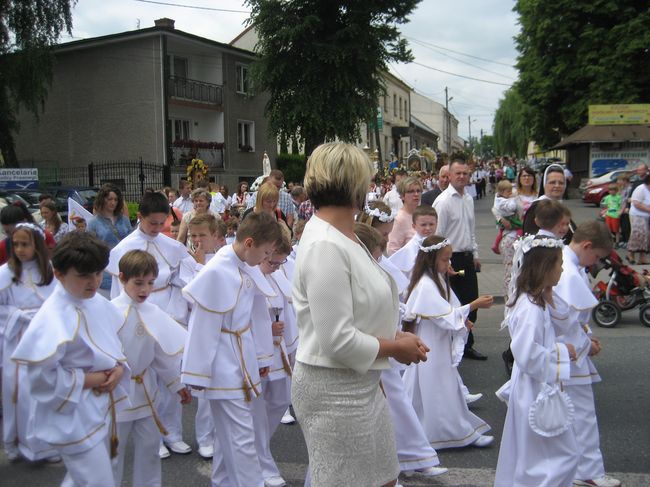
493,86,532,157
245,0,420,156
514,0,650,149
0,1,76,167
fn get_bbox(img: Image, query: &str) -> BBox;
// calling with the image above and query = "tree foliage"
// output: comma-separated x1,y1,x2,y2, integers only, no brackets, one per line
514,0,650,149
0,0,76,167
493,86,532,157
245,0,419,156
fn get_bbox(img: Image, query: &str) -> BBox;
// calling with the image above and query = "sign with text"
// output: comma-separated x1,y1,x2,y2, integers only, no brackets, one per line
589,147,650,176
0,168,38,189
588,104,650,125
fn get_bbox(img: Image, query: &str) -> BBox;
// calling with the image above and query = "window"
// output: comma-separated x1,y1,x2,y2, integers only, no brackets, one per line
393,94,397,116
236,64,250,94
399,97,403,119
383,95,387,113
238,120,255,151
172,119,191,141
404,100,408,121
168,55,188,78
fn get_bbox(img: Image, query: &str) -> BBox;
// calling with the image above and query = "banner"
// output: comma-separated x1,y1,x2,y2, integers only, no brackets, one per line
67,198,94,231
588,104,650,125
0,168,38,189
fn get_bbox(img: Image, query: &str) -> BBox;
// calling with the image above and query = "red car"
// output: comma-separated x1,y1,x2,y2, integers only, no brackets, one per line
581,170,631,206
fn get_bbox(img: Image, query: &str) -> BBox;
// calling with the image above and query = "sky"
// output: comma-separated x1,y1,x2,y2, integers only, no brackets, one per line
66,0,520,141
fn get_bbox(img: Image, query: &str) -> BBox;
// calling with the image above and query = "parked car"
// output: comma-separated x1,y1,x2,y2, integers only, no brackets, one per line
11,189,68,215
581,170,631,206
45,186,98,213
579,170,632,193
0,191,44,225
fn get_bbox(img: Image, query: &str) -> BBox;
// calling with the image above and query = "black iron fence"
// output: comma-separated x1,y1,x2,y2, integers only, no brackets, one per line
23,159,171,202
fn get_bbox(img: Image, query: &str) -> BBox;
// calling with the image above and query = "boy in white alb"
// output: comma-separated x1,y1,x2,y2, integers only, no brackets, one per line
108,192,192,457
12,232,130,487
552,221,621,487
178,213,226,460
388,205,437,280
112,250,191,486
182,212,283,487
252,235,299,487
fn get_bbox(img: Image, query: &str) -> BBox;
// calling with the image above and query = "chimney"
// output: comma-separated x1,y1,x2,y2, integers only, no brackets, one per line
154,18,175,29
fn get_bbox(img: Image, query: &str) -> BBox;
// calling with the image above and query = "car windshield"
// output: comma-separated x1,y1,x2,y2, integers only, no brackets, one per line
15,192,40,204
78,189,98,201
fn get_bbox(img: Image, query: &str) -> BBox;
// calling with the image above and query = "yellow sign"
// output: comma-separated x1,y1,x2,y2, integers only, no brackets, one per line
588,104,650,125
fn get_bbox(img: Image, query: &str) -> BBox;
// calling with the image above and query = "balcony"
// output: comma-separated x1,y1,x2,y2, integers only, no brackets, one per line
168,76,223,106
170,140,224,170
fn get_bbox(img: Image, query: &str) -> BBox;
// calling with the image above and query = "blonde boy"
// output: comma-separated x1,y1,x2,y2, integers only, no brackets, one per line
388,205,438,278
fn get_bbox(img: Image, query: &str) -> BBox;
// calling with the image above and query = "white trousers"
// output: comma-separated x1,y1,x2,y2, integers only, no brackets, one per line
252,377,291,479
566,384,606,480
113,416,161,487
381,367,441,471
60,440,114,487
195,398,215,448
209,398,265,487
158,383,183,443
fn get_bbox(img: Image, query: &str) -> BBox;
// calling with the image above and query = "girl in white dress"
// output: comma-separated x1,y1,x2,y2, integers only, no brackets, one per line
495,235,579,486
1,223,58,461
402,235,494,449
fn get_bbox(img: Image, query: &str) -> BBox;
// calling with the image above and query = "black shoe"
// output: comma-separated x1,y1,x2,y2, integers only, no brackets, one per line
502,350,513,377
464,348,488,361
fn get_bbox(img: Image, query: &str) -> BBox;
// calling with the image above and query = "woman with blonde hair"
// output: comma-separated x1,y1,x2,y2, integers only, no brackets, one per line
242,182,291,232
386,176,423,255
292,142,429,487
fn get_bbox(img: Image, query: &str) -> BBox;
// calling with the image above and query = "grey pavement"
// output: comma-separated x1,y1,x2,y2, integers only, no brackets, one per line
3,195,650,486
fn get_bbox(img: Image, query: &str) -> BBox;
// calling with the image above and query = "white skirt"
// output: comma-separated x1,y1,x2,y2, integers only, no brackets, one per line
292,362,399,487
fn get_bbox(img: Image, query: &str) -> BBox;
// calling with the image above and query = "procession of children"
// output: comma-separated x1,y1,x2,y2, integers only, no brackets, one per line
0,144,623,487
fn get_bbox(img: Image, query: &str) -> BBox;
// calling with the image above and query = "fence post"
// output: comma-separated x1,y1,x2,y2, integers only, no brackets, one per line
163,164,171,187
138,157,146,196
88,162,94,187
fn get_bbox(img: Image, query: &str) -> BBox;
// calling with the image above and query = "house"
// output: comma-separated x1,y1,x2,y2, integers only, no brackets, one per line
14,18,277,195
410,91,464,156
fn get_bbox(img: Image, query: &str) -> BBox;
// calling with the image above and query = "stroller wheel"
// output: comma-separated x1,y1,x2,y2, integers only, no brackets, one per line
592,301,621,328
639,303,650,327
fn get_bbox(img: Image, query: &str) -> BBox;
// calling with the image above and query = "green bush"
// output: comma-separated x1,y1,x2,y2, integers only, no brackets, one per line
126,202,139,225
275,153,307,184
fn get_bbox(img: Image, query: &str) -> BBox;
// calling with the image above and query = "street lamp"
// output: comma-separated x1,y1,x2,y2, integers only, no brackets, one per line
468,117,477,153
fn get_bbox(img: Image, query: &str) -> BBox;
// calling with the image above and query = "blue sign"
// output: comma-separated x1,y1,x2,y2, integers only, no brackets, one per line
591,159,627,177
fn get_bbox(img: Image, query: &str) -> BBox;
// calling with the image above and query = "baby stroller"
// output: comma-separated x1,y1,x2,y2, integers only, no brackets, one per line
590,250,650,328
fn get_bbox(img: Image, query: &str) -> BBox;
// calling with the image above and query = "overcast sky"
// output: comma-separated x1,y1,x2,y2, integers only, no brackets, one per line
67,0,520,140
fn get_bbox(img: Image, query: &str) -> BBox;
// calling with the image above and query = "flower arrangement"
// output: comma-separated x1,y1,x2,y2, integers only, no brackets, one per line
186,158,208,183
173,139,224,150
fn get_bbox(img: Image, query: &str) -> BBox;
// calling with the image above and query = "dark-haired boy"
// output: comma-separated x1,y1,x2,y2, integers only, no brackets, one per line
111,249,191,486
552,221,621,487
181,212,282,487
12,232,130,487
107,191,193,457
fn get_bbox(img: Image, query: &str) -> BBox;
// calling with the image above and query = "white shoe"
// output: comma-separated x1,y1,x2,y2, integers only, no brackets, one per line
158,444,170,459
280,409,296,424
472,435,494,447
264,475,287,487
465,392,483,404
403,466,448,477
164,440,192,454
573,476,622,487
5,446,20,462
197,445,214,459
44,455,62,463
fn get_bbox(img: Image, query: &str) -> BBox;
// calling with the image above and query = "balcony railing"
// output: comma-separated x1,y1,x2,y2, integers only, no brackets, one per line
168,76,223,106
170,145,224,170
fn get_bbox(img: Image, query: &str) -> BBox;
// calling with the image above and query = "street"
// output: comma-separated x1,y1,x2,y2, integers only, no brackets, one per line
2,196,650,486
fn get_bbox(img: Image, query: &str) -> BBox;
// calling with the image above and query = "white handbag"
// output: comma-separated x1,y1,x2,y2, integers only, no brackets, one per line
528,383,575,437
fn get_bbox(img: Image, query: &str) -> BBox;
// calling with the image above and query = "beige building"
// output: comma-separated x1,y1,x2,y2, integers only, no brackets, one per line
410,91,464,155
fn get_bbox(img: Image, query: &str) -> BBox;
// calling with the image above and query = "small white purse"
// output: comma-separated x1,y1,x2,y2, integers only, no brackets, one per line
528,382,575,437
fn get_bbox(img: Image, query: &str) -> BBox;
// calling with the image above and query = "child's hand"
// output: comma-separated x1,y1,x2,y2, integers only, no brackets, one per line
97,364,124,393
271,321,284,337
84,371,108,390
472,295,493,310
259,366,270,378
565,343,577,361
465,320,474,331
589,338,602,356
178,387,192,404
191,241,206,264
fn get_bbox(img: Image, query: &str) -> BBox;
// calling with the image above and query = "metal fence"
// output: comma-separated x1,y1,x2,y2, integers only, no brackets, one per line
23,159,170,202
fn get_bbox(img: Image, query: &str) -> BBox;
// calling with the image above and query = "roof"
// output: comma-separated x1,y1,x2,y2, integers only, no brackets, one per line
552,124,650,149
53,25,257,58
410,114,439,137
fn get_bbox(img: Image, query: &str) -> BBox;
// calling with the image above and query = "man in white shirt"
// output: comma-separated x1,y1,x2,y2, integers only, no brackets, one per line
433,160,486,360
383,169,408,214
173,180,193,214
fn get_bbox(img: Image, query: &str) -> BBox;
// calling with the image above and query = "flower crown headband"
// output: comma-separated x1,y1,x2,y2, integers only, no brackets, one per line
419,238,450,253
364,204,395,223
15,222,45,239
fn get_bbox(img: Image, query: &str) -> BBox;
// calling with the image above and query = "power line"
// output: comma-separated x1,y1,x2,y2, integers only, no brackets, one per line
408,38,515,81
409,61,512,86
133,0,251,13
404,35,515,68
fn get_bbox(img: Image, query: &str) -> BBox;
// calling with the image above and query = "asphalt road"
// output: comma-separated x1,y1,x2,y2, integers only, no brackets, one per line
2,195,649,486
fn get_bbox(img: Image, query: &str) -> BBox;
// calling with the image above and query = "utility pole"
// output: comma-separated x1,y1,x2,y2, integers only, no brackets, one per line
480,129,484,158
468,116,472,153
445,87,450,157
